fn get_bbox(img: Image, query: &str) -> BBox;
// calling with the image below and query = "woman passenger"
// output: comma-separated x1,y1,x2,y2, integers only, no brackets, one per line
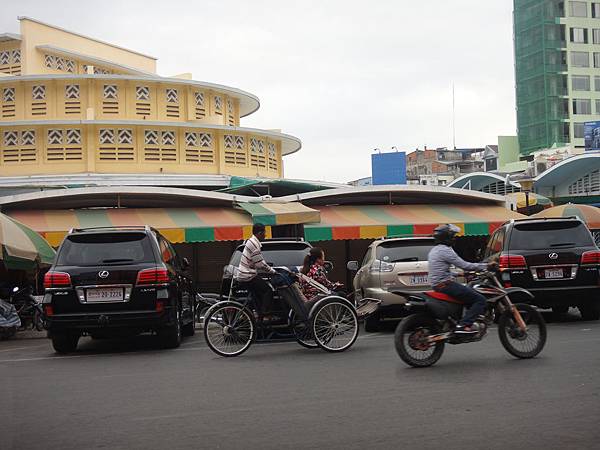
299,247,343,299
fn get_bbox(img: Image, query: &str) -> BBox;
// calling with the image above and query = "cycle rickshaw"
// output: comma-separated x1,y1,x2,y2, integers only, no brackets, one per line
202,267,379,357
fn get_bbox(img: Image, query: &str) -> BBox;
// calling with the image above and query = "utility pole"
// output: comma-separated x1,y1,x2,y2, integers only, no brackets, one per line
452,82,456,150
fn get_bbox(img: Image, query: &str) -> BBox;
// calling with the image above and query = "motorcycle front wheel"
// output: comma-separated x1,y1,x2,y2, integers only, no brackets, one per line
498,303,547,359
394,314,445,368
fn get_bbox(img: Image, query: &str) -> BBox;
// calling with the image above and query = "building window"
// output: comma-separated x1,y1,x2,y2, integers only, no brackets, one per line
593,29,600,43
1,130,37,163
570,27,588,43
103,85,118,99
594,52,600,67
596,99,600,113
143,130,177,162
136,86,150,101
3,87,15,103
32,85,46,100
571,51,589,67
573,99,592,114
593,3,600,17
165,88,178,104
570,1,588,17
572,75,590,90
596,76,600,91
574,122,585,138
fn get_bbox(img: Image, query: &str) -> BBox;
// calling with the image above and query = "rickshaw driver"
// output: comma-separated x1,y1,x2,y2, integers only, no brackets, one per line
234,223,277,321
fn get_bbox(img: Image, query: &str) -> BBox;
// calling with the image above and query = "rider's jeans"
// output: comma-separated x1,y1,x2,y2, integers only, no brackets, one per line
434,281,486,326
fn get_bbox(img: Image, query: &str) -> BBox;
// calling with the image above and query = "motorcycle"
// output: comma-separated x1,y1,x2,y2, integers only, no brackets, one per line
11,286,45,331
394,271,547,367
0,291,21,340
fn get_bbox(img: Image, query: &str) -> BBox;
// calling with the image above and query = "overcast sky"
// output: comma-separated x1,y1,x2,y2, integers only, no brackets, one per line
2,0,517,183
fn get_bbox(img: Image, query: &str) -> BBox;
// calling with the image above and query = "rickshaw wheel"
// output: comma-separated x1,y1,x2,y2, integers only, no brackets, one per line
311,297,359,353
289,311,318,349
203,302,255,357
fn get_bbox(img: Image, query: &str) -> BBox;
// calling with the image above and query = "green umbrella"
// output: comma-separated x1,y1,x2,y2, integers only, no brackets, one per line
0,212,55,270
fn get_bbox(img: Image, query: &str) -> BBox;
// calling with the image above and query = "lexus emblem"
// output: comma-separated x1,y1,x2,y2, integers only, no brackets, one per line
98,270,110,278
548,253,558,260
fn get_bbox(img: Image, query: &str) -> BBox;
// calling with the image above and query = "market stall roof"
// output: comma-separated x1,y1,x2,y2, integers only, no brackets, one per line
237,201,320,225
0,186,252,210
304,204,525,241
279,185,510,207
219,176,343,196
8,207,257,247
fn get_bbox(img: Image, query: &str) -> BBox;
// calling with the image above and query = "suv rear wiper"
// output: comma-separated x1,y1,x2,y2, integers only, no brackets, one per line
101,258,135,263
549,243,575,247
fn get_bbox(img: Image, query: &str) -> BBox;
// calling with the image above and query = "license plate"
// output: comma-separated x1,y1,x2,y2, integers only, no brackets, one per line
86,288,124,302
544,268,563,279
409,274,429,285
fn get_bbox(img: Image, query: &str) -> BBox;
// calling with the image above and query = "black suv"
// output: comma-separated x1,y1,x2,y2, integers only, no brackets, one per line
43,226,195,353
483,217,600,320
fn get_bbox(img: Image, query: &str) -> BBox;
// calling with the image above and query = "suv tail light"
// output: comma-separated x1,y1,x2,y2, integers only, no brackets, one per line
137,268,169,285
499,254,527,269
44,271,72,289
581,250,600,265
370,259,395,273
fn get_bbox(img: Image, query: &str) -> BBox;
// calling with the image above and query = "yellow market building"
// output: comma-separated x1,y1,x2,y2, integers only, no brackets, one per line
0,17,300,181
0,17,522,291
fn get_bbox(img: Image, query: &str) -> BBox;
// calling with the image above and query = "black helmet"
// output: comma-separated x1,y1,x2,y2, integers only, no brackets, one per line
433,224,461,245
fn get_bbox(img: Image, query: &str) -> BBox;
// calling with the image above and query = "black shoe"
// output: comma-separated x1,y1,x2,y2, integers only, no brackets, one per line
454,323,479,335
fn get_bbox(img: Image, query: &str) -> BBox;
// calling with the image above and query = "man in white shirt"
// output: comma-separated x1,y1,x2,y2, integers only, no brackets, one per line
235,223,276,319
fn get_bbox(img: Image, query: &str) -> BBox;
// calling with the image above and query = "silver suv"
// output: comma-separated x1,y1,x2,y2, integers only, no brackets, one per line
348,237,435,332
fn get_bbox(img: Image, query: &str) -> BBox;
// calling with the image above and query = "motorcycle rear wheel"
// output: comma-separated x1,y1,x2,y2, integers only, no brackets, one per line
498,303,546,359
395,314,445,368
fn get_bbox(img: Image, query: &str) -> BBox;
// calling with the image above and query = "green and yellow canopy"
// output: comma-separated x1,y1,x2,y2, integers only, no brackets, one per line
304,204,524,241
0,212,56,269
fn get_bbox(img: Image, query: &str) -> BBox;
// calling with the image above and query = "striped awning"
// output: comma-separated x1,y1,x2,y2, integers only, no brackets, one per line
237,202,320,225
7,208,258,247
304,204,524,241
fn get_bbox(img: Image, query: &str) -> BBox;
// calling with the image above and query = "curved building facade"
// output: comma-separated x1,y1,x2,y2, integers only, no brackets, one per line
0,17,300,181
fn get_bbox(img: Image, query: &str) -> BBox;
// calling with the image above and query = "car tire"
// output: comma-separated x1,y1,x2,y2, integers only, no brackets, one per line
182,317,195,337
159,308,182,349
51,331,80,354
364,312,381,332
579,304,600,321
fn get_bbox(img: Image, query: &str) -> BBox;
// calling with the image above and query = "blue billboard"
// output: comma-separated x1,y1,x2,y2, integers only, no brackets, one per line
371,151,406,185
584,121,600,151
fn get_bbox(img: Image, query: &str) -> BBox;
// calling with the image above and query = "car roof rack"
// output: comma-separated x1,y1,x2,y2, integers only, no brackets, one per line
510,216,583,224
380,234,434,240
68,225,153,234
264,237,305,242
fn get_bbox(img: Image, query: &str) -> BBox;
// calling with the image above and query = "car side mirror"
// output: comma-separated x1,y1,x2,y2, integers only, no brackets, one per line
347,261,359,272
182,257,190,270
323,261,334,273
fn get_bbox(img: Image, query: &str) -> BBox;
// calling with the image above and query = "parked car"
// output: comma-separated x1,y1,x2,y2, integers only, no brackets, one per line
43,226,195,353
347,237,436,332
483,217,600,320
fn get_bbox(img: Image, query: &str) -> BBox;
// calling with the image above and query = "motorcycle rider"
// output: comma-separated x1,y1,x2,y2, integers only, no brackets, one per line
234,223,277,321
428,224,495,334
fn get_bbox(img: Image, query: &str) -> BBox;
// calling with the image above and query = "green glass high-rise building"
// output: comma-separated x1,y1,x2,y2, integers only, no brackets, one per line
514,0,600,154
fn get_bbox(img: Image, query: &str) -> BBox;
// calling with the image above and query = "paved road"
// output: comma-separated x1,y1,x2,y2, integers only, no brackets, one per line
2,317,600,450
